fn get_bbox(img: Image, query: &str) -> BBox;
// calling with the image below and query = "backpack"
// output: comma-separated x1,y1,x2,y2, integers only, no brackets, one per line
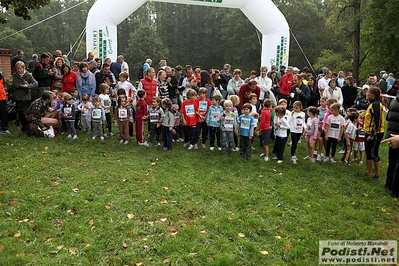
137,66,144,80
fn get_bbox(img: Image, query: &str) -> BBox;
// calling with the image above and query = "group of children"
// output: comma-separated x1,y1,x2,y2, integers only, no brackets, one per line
50,81,367,163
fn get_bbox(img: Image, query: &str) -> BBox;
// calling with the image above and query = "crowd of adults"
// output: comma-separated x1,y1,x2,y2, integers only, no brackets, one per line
1,49,399,198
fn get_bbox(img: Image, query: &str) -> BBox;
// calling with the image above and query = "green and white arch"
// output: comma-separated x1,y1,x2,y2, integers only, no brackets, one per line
86,0,289,69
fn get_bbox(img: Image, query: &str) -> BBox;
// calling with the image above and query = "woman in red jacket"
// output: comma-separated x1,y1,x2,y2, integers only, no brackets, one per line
60,64,77,94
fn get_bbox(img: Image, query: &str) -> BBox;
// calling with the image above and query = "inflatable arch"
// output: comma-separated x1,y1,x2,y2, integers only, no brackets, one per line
86,0,289,69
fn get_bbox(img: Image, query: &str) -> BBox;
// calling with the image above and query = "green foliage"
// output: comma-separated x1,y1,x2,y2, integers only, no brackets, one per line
0,27,33,55
0,0,50,23
314,49,352,73
0,124,397,265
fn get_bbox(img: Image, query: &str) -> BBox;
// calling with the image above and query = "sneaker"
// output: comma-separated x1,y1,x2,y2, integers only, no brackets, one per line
188,144,194,150
103,133,108,137
251,146,255,150
1,130,10,134
277,160,283,164
157,142,161,146
109,132,114,136
323,157,330,162
218,147,222,151
313,150,317,155
183,142,190,147
298,139,301,144
316,154,322,161
202,144,206,148
272,156,278,160
372,174,380,180
73,135,78,139
303,156,310,160
350,158,358,163
194,144,198,150
330,158,336,163
210,147,215,151
358,161,363,166
309,158,316,162
338,150,345,154
124,140,129,145
120,140,124,144
291,157,297,164
100,136,104,141
259,153,265,157
67,134,72,138
234,147,239,152
178,138,184,142
92,136,96,140
163,147,169,151
287,141,292,147
264,156,270,162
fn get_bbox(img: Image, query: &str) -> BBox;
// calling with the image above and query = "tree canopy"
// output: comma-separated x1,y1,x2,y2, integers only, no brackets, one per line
0,0,50,23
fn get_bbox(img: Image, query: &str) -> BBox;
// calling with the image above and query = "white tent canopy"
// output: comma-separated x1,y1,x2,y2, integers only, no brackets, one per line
86,0,289,69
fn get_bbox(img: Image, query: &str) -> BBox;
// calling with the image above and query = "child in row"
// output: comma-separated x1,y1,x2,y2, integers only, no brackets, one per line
171,104,182,142
304,106,319,162
323,103,345,162
78,94,93,133
289,101,306,164
161,98,175,151
352,111,366,165
206,94,223,151
258,99,273,161
316,97,336,161
117,72,137,100
273,105,290,163
136,90,148,146
195,87,212,148
181,89,198,148
237,103,255,160
92,96,106,141
341,112,359,164
220,99,239,155
71,88,80,130
271,99,290,159
228,95,241,151
99,83,113,137
114,95,133,144
61,93,78,139
147,96,164,146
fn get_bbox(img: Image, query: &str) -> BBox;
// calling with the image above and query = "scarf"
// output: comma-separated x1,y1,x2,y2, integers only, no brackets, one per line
76,71,95,89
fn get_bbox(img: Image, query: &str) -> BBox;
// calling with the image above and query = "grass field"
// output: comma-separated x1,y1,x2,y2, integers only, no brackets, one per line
0,124,398,266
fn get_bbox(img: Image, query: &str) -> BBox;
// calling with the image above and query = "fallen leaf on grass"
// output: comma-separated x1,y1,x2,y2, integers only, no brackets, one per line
127,213,135,219
238,233,245,238
130,229,135,234
160,199,168,204
275,236,281,239
160,218,167,222
67,209,76,215
189,253,197,256
45,238,53,243
163,187,169,190
200,230,206,234
151,162,156,166
260,250,269,255
54,220,63,227
68,247,77,255
163,259,170,264
14,232,21,238
10,199,18,206
44,146,48,150
340,200,346,203
143,245,149,249
72,188,79,193
283,243,292,249
18,218,30,223
122,242,129,248
135,263,143,266
84,244,91,248
105,205,111,210
88,220,94,225
382,208,386,213
16,252,24,257
147,221,154,226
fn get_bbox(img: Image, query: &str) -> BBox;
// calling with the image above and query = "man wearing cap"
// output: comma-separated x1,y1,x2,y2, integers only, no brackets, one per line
354,85,370,110
220,64,232,99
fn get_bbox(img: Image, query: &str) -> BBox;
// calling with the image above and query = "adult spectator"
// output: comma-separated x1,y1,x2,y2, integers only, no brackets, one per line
269,71,280,98
220,64,232,99
307,76,320,107
26,91,59,132
11,50,26,74
27,54,39,73
61,64,78,94
53,50,62,62
76,62,96,100
95,62,116,95
341,76,358,109
62,55,71,66
364,86,385,180
267,65,277,78
244,70,257,83
12,61,38,131
238,79,260,109
174,65,183,81
118,55,129,77
336,71,345,87
382,95,399,197
159,60,167,70
165,66,180,106
200,70,216,99
347,70,357,87
227,68,244,96
178,65,197,99
289,74,310,109
378,73,388,94
138,67,157,105
0,69,8,133
110,59,122,81
83,52,94,63
157,69,168,99
88,60,100,75
277,65,286,80
51,57,64,93
212,69,227,95
386,73,395,92
33,53,54,100
322,78,343,105
365,73,377,87
354,85,369,110
138,58,152,80
317,68,332,96
95,58,102,69
278,66,294,102
256,66,276,106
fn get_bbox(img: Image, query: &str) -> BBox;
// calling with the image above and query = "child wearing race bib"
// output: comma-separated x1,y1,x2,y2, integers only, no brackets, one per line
195,87,212,149
91,96,106,141
289,101,306,164
237,103,255,160
181,89,198,148
61,93,78,139
206,94,223,151
324,103,345,163
114,95,132,144
352,111,366,165
99,83,113,137
220,99,238,155
146,96,164,146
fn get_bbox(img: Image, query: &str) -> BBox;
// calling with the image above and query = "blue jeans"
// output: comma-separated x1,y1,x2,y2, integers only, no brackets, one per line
163,126,173,150
209,126,221,148
221,131,234,154
275,136,287,160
